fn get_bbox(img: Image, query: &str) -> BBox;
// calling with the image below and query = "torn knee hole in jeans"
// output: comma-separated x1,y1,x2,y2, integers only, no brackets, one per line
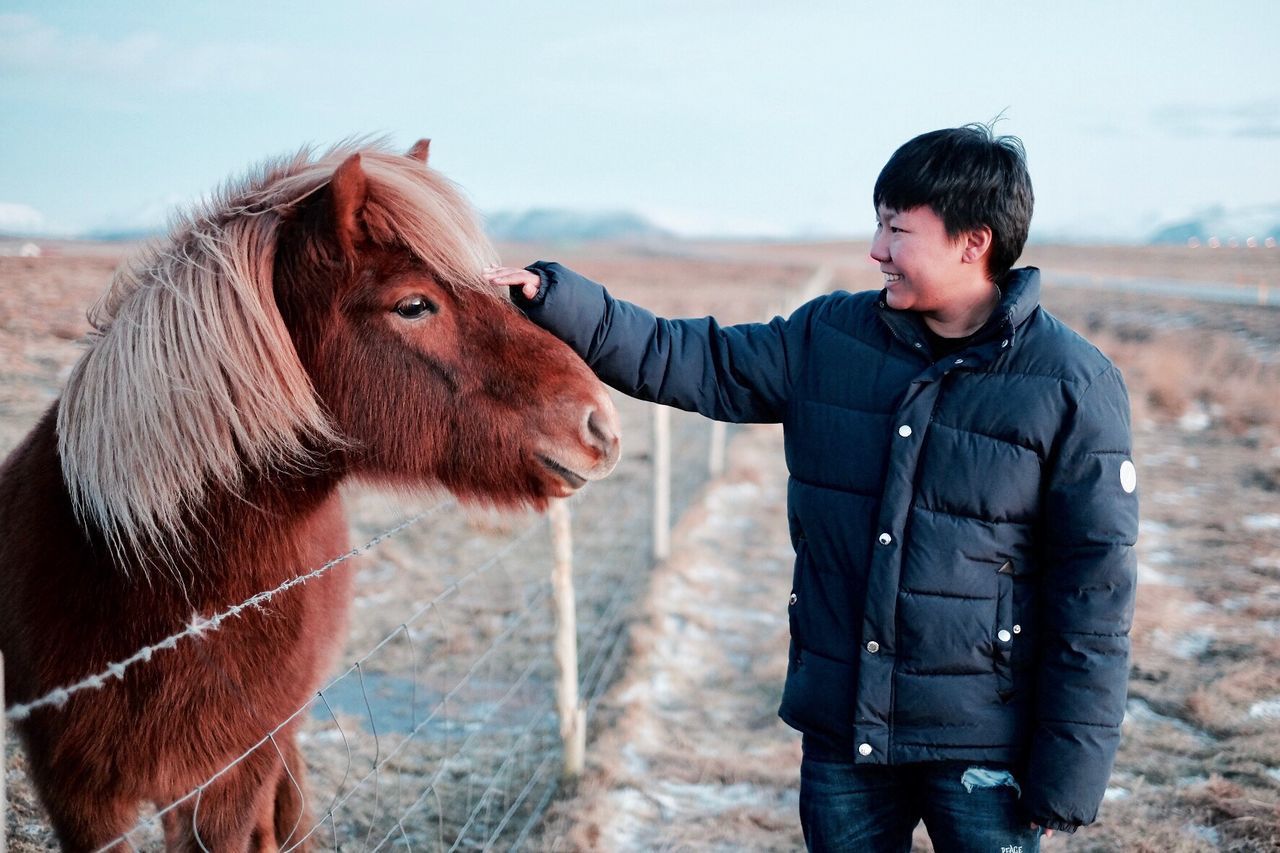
960,766,1022,797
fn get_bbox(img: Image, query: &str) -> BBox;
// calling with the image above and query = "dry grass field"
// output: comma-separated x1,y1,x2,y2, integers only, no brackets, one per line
2,238,1279,850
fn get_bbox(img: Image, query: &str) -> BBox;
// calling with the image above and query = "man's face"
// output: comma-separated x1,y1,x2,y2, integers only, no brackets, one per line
869,204,971,314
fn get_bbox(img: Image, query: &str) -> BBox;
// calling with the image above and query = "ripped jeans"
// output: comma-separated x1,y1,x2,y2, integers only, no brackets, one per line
799,748,1042,853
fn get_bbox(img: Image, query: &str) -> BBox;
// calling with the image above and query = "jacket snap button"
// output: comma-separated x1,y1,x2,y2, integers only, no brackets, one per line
1001,339,1009,348
789,592,797,606
897,425,912,437
858,742,873,756
878,532,892,546
998,629,1012,642
866,640,880,653
914,342,923,348
954,358,964,365
1012,624,1021,634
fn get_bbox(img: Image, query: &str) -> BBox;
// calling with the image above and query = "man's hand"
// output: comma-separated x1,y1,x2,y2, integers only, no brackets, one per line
484,265,540,300
1030,823,1055,838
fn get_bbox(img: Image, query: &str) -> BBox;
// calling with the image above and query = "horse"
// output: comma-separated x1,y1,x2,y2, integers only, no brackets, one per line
0,139,620,851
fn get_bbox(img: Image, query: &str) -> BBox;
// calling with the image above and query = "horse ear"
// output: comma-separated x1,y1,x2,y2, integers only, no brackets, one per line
330,153,368,259
407,138,431,163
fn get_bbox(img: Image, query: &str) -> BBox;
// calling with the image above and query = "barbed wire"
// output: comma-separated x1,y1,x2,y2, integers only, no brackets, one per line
6,499,457,722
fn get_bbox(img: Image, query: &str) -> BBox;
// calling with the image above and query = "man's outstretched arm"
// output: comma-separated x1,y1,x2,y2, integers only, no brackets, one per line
486,262,818,425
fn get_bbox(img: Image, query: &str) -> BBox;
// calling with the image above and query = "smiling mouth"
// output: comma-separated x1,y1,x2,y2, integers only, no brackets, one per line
884,273,904,283
537,454,587,490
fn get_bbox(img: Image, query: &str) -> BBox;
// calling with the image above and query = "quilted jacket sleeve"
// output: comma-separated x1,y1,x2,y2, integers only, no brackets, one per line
515,261,814,424
1022,364,1139,832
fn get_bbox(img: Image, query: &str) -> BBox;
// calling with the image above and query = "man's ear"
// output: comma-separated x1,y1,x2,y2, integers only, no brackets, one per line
330,153,368,261
961,225,993,265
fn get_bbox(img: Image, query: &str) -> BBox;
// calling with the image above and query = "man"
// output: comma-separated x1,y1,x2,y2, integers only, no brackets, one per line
486,124,1138,851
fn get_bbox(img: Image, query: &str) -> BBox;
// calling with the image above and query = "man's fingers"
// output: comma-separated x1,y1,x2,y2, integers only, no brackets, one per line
483,267,531,283
482,267,540,300
483,267,540,299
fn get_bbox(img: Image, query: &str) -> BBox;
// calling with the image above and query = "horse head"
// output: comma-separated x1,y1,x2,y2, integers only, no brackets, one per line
273,141,621,505
58,140,620,562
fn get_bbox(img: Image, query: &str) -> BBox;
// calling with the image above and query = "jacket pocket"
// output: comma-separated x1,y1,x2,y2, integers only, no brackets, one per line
788,536,808,649
994,561,1015,701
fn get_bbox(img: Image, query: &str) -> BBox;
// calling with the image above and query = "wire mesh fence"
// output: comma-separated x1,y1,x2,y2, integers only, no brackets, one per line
3,398,728,851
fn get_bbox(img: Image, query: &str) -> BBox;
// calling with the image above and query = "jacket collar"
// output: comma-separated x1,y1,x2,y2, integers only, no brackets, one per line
876,266,1042,358
994,267,1041,331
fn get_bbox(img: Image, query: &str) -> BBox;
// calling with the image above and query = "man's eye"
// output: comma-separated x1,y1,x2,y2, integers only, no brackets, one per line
394,296,438,319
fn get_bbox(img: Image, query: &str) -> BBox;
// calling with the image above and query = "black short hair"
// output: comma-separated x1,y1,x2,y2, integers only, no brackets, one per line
873,124,1034,282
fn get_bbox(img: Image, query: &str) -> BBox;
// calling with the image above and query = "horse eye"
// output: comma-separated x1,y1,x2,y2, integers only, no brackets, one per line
394,295,437,319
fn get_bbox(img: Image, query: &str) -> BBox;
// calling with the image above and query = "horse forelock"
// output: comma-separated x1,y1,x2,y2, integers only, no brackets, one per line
353,149,500,295
57,140,496,566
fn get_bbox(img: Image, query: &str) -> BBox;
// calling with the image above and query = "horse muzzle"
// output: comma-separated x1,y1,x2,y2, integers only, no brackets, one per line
535,390,621,494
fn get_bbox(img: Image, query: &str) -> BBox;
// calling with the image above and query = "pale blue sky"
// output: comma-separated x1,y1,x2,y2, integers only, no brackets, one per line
2,1,1277,240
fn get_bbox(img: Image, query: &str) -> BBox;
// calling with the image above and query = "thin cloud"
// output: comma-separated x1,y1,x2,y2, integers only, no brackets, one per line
1152,98,1280,138
0,13,303,94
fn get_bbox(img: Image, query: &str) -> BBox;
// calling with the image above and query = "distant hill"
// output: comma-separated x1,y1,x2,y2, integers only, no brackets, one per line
81,227,164,242
485,209,674,243
1149,204,1280,245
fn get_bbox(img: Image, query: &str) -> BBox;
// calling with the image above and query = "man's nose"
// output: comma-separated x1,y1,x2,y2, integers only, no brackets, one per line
869,232,889,263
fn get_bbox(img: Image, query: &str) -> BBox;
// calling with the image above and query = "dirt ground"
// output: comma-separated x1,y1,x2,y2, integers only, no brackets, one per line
540,422,804,852
3,240,1280,850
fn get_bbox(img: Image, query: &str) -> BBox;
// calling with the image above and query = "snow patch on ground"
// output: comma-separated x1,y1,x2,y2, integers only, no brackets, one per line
1178,405,1211,432
1247,696,1280,719
1137,561,1184,586
1183,823,1221,845
1171,628,1215,659
1140,520,1171,536
1243,514,1280,531
1125,698,1214,742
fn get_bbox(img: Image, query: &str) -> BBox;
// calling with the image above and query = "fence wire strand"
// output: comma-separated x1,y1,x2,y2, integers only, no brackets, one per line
7,500,458,723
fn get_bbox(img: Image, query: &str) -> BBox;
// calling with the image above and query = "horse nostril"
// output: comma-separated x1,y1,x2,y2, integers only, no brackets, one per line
583,405,620,456
587,410,607,444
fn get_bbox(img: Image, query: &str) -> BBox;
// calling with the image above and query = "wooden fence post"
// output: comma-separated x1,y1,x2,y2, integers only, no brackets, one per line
653,406,671,561
709,421,727,478
548,501,585,777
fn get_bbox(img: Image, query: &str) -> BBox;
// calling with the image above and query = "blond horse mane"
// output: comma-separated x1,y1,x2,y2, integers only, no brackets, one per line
57,140,498,564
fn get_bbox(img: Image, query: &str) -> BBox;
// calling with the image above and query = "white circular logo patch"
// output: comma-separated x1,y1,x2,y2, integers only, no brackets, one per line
1120,459,1137,494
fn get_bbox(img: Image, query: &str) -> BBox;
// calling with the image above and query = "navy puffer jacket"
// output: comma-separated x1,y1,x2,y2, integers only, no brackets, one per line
519,262,1138,833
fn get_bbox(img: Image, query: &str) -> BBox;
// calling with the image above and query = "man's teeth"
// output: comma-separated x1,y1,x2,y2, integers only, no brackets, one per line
885,273,903,282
